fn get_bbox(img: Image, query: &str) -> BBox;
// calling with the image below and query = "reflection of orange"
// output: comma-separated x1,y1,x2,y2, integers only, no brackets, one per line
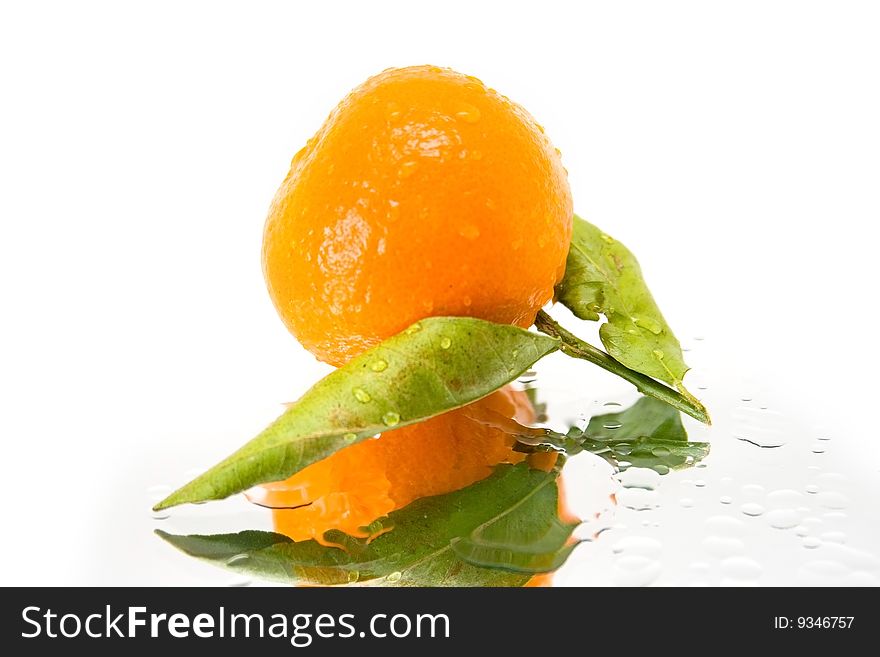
262,65,573,366
251,386,547,543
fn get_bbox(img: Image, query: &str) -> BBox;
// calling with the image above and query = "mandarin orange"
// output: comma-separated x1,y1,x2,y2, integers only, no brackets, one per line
262,65,572,365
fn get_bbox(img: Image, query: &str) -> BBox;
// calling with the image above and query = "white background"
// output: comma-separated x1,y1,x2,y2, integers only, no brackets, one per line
1,1,878,585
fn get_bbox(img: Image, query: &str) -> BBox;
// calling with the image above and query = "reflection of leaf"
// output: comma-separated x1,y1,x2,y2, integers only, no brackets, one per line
556,216,696,402
158,463,577,587
155,319,558,511
584,397,709,472
514,397,710,474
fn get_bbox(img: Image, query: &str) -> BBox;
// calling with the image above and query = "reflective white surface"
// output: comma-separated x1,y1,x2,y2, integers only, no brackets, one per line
2,1,879,585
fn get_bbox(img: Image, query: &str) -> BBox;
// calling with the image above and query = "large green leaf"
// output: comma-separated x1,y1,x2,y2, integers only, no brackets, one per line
155,318,558,511
556,215,695,401
513,396,710,474
157,463,577,587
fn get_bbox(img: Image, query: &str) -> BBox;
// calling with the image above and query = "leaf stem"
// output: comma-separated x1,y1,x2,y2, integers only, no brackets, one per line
534,310,711,425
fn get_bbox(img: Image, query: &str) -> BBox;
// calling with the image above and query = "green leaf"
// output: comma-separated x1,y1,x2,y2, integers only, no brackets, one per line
556,215,696,401
155,318,558,511
513,396,710,473
157,463,577,587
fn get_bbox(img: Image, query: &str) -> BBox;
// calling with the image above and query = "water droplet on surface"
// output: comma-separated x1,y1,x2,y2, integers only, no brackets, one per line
603,421,623,430
652,349,665,360
370,359,388,372
817,491,849,510
805,484,820,494
151,509,171,521
454,102,481,123
600,233,614,244
462,295,472,307
611,536,662,556
694,480,707,488
820,531,846,544
767,508,802,529
811,443,826,454
612,555,660,587
603,402,622,409
680,498,695,508
386,571,402,583
404,322,422,335
702,536,746,558
353,388,372,403
225,554,250,567
766,489,803,507
618,467,660,491
382,412,401,427
803,536,822,549
439,337,452,350
740,503,766,517
227,578,251,588
617,487,660,511
347,571,360,584
720,496,733,505
705,515,747,535
794,525,811,537
721,556,762,581
343,432,357,444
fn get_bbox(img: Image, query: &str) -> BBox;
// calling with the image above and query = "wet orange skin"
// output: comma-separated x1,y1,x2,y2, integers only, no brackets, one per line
263,65,573,366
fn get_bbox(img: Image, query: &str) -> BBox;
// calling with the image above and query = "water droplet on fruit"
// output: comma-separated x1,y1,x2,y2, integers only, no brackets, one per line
405,323,422,335
458,224,480,240
353,388,372,403
397,161,417,178
455,102,481,123
371,359,388,372
385,101,401,120
386,571,402,583
652,349,665,360
343,433,357,444
382,412,401,427
600,233,614,244
462,295,472,307
440,337,452,350
347,571,360,583
603,421,623,430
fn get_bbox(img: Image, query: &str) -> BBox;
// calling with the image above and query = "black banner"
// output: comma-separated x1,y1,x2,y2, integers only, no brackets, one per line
1,587,873,653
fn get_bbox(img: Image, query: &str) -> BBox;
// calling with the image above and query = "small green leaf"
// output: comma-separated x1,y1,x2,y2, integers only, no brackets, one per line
513,396,710,473
556,215,695,401
154,318,559,510
157,463,577,587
